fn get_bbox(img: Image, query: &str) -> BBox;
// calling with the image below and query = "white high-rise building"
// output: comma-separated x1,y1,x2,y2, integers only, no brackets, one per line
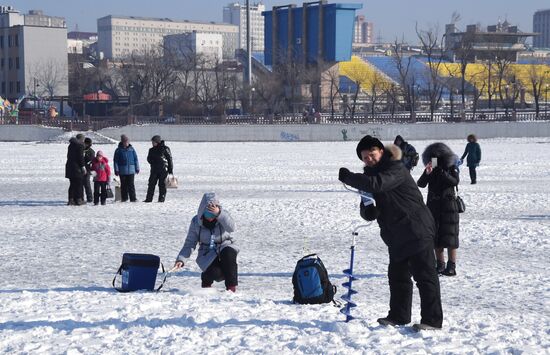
0,6,68,100
97,15,239,60
223,2,265,52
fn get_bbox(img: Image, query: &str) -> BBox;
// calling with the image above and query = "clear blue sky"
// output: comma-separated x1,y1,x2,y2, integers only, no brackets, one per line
13,0,550,43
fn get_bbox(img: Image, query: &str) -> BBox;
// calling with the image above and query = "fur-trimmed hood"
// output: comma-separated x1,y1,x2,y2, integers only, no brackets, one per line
385,144,402,161
421,142,456,168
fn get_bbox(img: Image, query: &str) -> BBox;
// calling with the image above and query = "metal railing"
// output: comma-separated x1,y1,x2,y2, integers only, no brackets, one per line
1,110,548,131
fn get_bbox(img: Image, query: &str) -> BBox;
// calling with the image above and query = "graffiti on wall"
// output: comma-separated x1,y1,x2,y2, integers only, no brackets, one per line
280,131,300,141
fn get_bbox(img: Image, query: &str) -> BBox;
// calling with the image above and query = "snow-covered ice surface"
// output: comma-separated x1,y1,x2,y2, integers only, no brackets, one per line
0,138,549,354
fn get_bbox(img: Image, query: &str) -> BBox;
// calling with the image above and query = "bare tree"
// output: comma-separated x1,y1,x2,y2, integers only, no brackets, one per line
526,59,549,116
391,39,415,118
416,23,445,120
27,59,68,98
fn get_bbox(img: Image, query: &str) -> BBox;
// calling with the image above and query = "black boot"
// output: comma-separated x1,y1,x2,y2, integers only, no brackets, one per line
436,260,446,275
442,261,456,276
158,195,165,203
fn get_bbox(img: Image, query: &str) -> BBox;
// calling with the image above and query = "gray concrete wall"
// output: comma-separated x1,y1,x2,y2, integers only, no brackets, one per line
99,121,550,142
0,125,64,141
2,121,549,142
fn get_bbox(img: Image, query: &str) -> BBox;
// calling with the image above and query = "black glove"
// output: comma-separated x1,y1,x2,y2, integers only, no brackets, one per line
338,167,351,183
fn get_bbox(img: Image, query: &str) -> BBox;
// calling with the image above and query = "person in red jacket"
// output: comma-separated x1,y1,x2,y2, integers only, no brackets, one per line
91,151,111,205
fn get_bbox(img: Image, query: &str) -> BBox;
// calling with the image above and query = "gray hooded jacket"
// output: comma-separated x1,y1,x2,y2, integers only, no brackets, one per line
176,193,238,271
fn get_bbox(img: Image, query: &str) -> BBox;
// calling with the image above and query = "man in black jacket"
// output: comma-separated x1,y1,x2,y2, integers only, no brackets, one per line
144,135,173,202
83,137,95,203
338,135,443,331
65,134,87,205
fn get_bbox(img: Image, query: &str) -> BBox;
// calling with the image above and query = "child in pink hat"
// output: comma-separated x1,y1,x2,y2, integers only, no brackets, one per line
91,151,111,205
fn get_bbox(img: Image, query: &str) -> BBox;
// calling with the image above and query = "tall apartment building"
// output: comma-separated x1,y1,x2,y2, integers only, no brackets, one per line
533,9,550,48
0,6,68,101
223,2,265,52
97,15,239,60
353,15,373,44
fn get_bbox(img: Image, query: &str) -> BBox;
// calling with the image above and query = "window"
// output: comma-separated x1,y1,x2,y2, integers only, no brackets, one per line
8,35,11,47
16,81,20,93
0,58,3,69
0,36,3,48
15,57,19,70
8,57,12,69
9,81,13,93
14,34,18,46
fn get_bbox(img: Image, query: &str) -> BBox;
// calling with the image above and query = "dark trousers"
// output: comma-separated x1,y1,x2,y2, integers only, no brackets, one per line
146,170,168,201
120,174,137,202
84,173,93,202
469,166,477,184
68,177,84,202
93,181,108,205
201,248,238,289
387,247,443,328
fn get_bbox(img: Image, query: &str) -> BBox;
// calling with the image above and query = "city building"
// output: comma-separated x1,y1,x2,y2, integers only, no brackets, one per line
223,2,265,52
97,15,239,60
444,20,536,63
67,31,98,55
164,32,223,63
0,6,68,101
353,15,373,44
533,9,550,48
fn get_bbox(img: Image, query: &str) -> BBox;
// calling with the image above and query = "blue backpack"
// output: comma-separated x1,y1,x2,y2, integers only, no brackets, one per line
292,254,336,304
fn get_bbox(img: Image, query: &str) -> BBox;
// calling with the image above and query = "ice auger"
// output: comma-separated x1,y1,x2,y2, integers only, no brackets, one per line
340,183,374,322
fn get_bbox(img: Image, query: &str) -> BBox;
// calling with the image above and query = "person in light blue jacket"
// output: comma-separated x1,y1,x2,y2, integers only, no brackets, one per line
113,134,140,202
174,193,239,292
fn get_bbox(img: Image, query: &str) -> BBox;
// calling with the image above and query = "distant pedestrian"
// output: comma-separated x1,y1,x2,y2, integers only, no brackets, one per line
83,137,95,203
113,134,140,202
144,135,173,203
393,135,419,171
417,143,460,276
460,134,481,184
65,134,86,206
91,151,111,206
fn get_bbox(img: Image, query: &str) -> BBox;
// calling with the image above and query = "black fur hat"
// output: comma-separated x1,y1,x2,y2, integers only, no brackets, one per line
356,135,384,160
421,142,456,168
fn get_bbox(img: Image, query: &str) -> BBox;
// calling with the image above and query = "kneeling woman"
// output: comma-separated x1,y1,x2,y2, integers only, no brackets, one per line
174,193,239,291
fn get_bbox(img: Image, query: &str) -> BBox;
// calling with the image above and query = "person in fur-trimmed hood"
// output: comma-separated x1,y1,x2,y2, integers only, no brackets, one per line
338,135,443,331
174,193,239,292
417,143,460,276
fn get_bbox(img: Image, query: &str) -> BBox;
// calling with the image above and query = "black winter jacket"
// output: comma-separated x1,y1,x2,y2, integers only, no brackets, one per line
84,147,95,172
147,141,173,174
339,145,436,261
417,143,460,248
65,138,85,179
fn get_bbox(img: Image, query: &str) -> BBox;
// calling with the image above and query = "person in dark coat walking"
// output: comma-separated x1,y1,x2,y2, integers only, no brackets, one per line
65,134,87,205
173,193,238,292
113,134,140,202
83,137,95,203
417,143,460,276
338,135,443,331
144,135,173,202
394,135,419,171
460,134,481,184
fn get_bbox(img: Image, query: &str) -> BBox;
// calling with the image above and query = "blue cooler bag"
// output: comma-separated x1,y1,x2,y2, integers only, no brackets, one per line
112,253,166,292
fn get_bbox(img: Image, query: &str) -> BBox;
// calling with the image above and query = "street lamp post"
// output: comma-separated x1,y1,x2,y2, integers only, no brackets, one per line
505,84,510,117
545,84,549,119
